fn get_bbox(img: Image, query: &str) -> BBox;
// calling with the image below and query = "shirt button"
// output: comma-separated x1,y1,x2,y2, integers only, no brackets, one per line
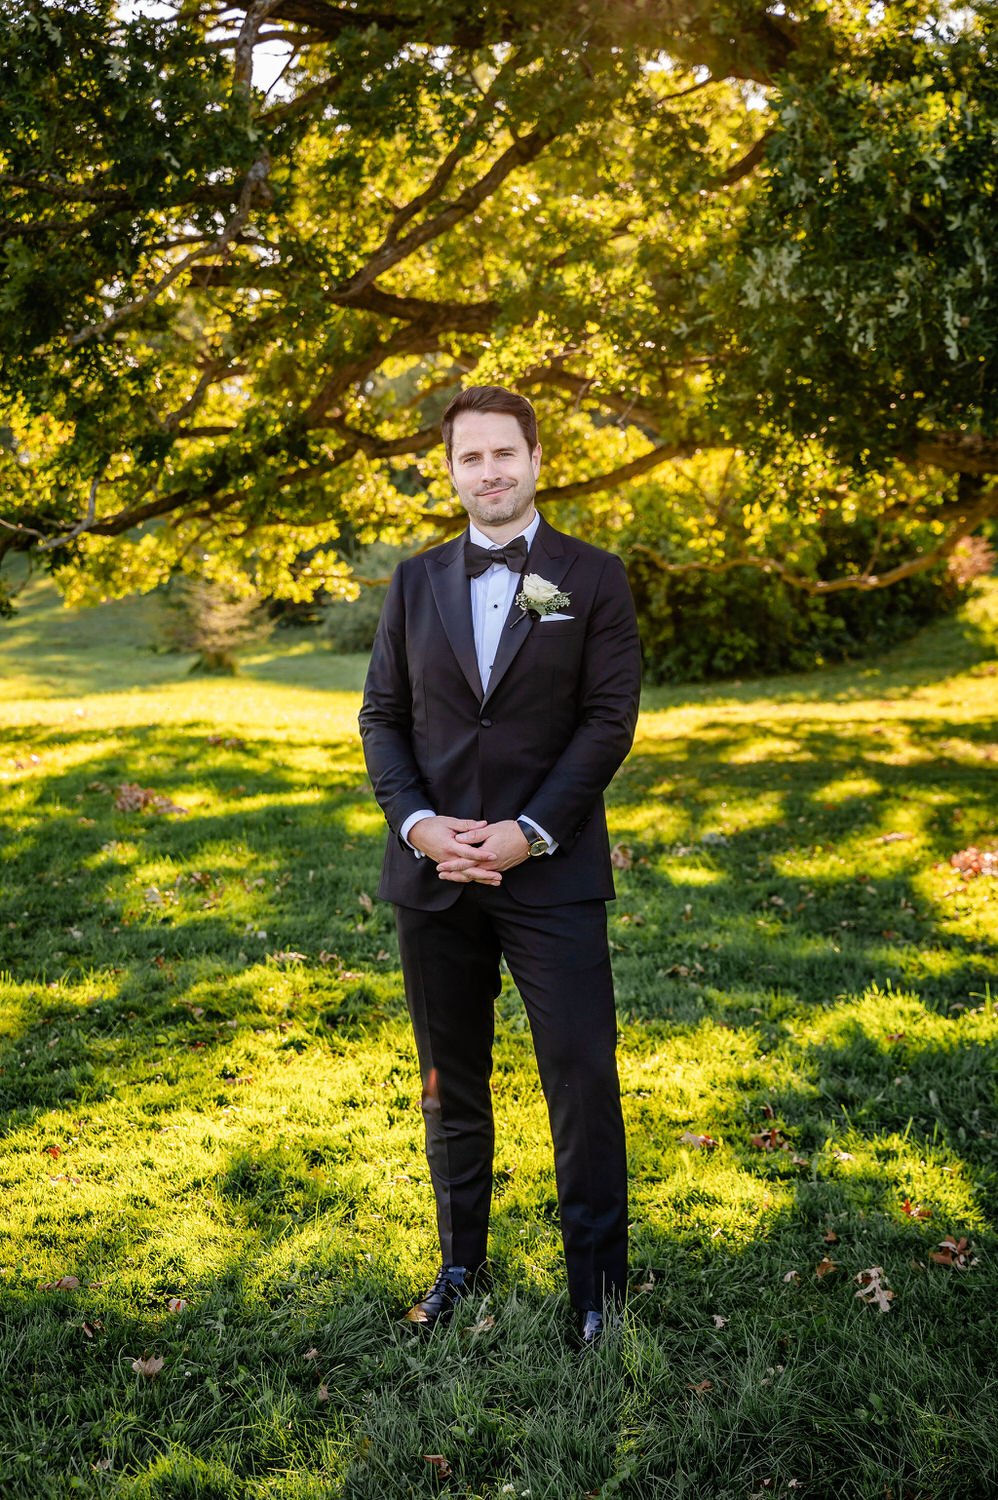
480,717,493,727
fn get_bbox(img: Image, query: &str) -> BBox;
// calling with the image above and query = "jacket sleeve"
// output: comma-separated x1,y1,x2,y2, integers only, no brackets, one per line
520,552,641,851
358,564,434,837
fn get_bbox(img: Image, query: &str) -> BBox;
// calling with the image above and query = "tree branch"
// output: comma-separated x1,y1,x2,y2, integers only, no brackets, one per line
67,155,273,347
631,484,998,594
535,442,691,502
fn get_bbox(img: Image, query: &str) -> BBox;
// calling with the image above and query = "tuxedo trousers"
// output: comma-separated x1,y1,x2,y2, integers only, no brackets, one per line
394,883,628,1312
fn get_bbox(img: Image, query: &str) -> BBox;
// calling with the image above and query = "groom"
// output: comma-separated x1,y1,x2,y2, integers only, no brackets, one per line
359,385,641,1344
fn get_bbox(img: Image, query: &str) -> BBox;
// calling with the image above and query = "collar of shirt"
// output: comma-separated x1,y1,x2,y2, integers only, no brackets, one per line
467,510,540,555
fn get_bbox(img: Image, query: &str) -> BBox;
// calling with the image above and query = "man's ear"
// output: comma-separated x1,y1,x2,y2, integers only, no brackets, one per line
531,443,542,478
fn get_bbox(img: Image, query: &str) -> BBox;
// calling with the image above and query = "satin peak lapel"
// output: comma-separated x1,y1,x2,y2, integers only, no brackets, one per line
426,535,483,701
482,521,576,706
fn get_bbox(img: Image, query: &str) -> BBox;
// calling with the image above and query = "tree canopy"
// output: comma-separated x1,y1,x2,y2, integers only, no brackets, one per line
1,0,995,609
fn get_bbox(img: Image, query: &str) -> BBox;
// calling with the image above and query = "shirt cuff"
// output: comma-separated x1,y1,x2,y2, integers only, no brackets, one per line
519,816,558,855
400,809,436,857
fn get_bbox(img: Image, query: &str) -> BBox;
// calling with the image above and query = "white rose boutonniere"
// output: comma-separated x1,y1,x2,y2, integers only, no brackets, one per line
515,572,571,619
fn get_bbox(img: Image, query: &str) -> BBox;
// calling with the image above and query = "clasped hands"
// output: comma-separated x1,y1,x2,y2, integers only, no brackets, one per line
408,815,530,884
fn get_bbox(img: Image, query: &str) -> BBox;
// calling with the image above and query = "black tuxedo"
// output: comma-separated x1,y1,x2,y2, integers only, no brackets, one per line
359,514,641,1311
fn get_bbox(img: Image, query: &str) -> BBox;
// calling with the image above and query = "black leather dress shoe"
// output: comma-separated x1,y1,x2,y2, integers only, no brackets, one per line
403,1265,474,1330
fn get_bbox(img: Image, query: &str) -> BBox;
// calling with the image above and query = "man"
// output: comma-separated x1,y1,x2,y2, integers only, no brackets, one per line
359,385,641,1345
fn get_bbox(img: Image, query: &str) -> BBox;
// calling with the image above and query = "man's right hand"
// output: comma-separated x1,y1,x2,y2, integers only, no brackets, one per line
407,815,502,884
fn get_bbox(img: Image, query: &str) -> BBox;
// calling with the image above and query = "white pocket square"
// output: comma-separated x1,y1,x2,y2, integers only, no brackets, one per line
539,612,575,622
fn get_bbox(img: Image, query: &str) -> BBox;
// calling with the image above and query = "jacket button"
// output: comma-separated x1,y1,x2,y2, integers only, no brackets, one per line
480,716,493,727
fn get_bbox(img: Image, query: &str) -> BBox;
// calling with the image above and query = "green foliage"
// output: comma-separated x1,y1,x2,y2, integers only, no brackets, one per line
158,575,273,674
320,542,409,654
1,2,994,615
629,520,971,682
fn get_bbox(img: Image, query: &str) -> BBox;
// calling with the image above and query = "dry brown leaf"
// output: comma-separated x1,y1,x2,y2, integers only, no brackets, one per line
901,1198,932,1221
782,1270,801,1284
317,1385,330,1403
760,1102,776,1119
751,1128,789,1151
712,1314,728,1329
166,1297,189,1313
358,892,374,915
423,1455,452,1478
131,1354,164,1378
304,1347,320,1361
814,1257,839,1279
687,1379,713,1393
824,1230,839,1244
41,1274,81,1291
679,1131,718,1151
634,1272,656,1294
610,844,633,870
950,846,997,878
854,1266,895,1312
42,1144,62,1158
930,1235,977,1269
463,1315,495,1337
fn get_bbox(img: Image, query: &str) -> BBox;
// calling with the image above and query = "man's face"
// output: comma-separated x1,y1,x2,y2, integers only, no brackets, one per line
447,410,541,536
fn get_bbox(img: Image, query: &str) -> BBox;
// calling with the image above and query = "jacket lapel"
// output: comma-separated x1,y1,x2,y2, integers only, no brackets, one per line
482,515,577,706
426,531,484,701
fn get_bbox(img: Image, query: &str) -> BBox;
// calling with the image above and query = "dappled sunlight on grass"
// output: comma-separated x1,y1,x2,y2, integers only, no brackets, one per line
0,582,995,1496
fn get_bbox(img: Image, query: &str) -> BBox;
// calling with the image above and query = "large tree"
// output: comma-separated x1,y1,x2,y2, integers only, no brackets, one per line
0,0,995,610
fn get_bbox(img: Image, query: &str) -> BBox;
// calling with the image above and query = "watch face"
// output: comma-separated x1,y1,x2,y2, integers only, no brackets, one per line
529,838,547,857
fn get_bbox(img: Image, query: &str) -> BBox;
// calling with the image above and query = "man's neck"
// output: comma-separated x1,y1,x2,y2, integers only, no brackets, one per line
468,508,538,546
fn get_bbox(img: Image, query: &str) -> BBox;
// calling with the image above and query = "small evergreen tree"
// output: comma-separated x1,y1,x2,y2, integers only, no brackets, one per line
158,576,272,674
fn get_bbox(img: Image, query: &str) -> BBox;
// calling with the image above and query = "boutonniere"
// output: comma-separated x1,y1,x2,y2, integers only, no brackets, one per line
514,572,571,621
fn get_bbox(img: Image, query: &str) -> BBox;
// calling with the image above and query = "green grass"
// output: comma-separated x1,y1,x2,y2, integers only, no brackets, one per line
0,574,996,1500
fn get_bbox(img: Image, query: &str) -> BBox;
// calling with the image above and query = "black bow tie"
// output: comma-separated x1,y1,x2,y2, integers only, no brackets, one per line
464,535,529,578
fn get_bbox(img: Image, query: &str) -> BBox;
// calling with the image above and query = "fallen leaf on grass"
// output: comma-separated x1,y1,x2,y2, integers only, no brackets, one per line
814,1258,839,1279
760,1102,776,1119
712,1314,728,1329
304,1347,320,1361
42,1144,62,1158
131,1354,164,1378
876,831,913,844
930,1235,977,1269
40,1274,80,1291
885,1031,905,1042
317,1385,330,1403
610,844,633,870
679,1131,718,1150
166,1298,189,1313
687,1380,713,1393
357,892,374,915
901,1198,932,1221
113,783,188,816
634,1271,656,1294
782,1270,801,1284
751,1129,789,1151
824,1230,839,1244
424,1455,452,1478
462,1315,495,1337
48,1173,82,1186
833,1150,855,1162
854,1266,894,1312
949,846,997,879
206,735,245,749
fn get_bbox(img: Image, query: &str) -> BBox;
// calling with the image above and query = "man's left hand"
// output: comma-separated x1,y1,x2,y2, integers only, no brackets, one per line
435,820,531,882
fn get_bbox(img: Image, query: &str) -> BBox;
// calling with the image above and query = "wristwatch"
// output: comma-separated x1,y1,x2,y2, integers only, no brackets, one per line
517,819,549,857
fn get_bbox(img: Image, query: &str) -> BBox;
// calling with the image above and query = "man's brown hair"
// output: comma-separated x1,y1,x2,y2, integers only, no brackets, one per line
441,385,539,462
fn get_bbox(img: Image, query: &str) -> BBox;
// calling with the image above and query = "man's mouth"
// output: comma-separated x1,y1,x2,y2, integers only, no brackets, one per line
477,483,513,496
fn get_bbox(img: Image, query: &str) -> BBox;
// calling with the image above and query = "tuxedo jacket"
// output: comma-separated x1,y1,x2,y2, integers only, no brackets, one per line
358,515,642,910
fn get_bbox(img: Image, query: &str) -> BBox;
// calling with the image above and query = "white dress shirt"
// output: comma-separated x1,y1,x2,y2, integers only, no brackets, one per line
400,512,556,856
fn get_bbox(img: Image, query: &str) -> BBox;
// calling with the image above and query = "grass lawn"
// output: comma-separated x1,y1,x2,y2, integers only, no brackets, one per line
0,575,996,1500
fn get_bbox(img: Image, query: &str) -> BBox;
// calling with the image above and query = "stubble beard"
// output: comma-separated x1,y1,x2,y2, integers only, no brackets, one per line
463,479,536,532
